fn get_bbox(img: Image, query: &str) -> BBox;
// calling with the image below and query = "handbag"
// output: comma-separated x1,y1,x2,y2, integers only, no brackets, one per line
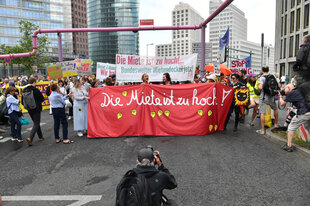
264,105,272,128
19,117,30,125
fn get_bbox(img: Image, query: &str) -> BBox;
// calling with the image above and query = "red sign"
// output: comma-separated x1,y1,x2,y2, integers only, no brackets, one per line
140,19,154,26
87,83,233,138
231,60,253,74
4,58,10,63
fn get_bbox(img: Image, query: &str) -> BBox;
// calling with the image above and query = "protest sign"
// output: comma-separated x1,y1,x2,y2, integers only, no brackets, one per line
47,65,62,80
96,63,116,81
231,55,252,74
88,83,233,138
53,61,77,77
75,59,92,76
115,54,197,82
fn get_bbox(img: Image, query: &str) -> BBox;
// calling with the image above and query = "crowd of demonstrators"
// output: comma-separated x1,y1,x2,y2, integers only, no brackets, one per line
0,68,297,150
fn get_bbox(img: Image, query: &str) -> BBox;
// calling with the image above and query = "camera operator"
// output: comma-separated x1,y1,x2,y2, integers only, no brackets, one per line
116,146,177,206
279,84,310,152
293,34,310,86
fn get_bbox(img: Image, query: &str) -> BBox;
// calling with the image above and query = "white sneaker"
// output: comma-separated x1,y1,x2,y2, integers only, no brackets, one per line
256,129,265,135
274,124,280,128
249,121,254,126
11,137,17,141
77,132,83,137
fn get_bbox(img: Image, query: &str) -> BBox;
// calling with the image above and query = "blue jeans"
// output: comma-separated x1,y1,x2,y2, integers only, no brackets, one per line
8,111,22,139
52,108,68,140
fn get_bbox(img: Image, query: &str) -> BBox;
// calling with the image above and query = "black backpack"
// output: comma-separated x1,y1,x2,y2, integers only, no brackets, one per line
22,89,37,110
116,170,153,206
262,74,279,96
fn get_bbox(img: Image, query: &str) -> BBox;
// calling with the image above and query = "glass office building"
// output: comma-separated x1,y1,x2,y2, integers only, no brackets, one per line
87,0,139,65
0,0,73,57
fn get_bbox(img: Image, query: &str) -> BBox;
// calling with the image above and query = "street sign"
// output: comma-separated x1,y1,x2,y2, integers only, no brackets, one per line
4,58,10,63
140,19,154,26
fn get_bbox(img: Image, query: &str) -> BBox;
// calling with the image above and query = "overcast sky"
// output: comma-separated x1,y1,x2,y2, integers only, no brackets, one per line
139,0,276,56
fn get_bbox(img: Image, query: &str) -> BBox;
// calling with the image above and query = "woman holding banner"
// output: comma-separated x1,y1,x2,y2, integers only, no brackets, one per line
141,73,150,84
71,79,89,137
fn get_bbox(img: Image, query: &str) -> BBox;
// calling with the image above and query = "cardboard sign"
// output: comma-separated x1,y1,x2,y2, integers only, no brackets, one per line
47,65,62,80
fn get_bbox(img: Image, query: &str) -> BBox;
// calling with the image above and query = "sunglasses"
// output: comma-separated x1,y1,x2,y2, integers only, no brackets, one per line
232,77,236,80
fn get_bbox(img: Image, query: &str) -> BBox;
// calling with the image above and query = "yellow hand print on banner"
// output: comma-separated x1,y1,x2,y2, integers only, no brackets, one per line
208,110,213,116
150,112,156,118
131,109,137,116
164,110,170,117
117,112,123,119
158,110,163,116
209,125,213,131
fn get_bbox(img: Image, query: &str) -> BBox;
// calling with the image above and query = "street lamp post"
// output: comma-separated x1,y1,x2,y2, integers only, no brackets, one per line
146,43,154,57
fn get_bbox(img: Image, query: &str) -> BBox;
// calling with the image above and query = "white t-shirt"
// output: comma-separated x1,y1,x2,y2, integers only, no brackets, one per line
280,76,286,83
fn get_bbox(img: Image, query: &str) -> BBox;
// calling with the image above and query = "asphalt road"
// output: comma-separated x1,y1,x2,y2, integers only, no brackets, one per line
0,110,310,206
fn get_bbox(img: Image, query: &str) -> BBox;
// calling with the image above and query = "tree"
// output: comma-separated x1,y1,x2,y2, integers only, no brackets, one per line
18,20,50,74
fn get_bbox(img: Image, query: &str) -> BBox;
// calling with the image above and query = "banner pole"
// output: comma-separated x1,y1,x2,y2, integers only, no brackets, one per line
200,25,206,79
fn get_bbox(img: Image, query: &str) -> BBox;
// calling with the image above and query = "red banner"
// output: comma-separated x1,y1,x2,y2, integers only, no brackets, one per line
88,83,233,138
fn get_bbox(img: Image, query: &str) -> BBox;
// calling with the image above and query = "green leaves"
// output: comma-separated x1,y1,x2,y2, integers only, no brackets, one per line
17,20,50,74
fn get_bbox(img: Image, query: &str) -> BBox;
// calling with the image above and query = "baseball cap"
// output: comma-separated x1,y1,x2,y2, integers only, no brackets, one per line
34,74,38,78
137,148,154,162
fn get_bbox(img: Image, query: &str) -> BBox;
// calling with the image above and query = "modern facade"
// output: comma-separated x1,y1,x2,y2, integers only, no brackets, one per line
87,0,139,67
209,0,247,62
155,2,208,67
192,42,212,68
72,0,88,58
275,0,309,77
0,0,74,76
230,40,275,74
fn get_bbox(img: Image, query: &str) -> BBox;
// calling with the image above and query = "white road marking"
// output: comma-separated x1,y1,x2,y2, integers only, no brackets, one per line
2,195,102,206
0,122,47,142
0,137,11,143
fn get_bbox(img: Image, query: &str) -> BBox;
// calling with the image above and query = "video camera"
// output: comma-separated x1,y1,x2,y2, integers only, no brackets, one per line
280,89,286,96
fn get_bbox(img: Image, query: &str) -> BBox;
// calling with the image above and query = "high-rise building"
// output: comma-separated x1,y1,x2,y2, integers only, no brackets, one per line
87,0,139,67
0,0,74,76
0,0,73,58
274,0,308,77
209,0,247,62
155,2,209,66
72,0,88,58
171,2,204,56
